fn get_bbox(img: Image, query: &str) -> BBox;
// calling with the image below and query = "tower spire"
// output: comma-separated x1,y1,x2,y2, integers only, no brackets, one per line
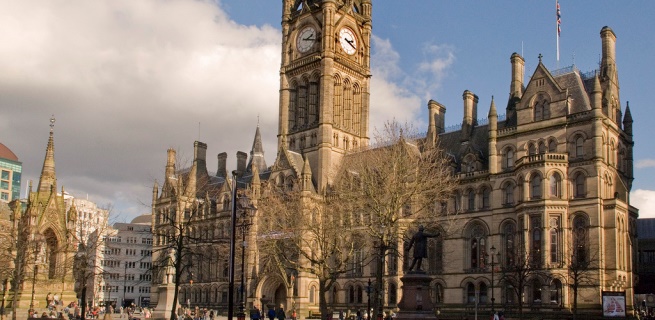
247,125,267,173
37,115,57,194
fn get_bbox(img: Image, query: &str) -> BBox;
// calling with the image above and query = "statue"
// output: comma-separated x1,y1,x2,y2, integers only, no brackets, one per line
405,225,439,272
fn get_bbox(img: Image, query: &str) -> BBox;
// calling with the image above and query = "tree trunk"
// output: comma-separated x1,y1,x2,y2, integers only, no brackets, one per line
80,285,87,320
572,284,578,320
319,279,328,320
375,244,385,320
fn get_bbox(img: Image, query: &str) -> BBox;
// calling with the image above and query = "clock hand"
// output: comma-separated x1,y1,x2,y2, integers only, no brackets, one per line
345,39,356,49
303,35,314,41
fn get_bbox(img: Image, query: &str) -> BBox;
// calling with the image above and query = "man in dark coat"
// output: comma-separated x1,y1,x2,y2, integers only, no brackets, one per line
406,225,439,271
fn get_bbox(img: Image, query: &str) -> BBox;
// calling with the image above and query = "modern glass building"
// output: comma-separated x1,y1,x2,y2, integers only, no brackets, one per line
0,142,22,202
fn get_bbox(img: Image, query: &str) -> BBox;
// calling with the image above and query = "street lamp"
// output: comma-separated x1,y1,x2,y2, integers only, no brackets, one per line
488,245,500,314
28,234,43,315
229,170,256,320
366,279,372,320
238,192,255,320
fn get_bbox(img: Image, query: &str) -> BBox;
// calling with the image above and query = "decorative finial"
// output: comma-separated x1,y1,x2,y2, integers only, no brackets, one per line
538,53,543,62
50,115,56,132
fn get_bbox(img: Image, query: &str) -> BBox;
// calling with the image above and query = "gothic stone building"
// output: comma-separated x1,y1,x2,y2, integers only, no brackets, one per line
150,1,637,318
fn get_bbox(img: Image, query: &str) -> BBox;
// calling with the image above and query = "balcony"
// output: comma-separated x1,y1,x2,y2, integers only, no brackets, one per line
515,153,568,167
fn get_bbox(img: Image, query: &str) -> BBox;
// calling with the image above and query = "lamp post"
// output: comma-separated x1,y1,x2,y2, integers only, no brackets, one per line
237,190,254,320
229,171,255,320
28,234,42,315
489,245,497,314
366,279,372,320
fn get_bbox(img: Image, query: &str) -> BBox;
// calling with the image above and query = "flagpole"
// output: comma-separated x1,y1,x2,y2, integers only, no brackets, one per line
556,0,560,65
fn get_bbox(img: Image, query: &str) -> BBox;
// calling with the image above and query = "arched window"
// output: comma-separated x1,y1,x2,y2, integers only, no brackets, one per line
503,282,515,304
467,283,476,303
549,173,561,198
468,223,487,269
428,232,443,273
308,80,319,125
479,282,488,304
503,183,515,205
353,83,362,134
343,80,353,129
534,102,542,121
532,279,542,303
309,285,316,304
548,140,557,153
349,286,355,304
434,283,444,304
505,149,515,169
357,286,363,303
538,142,547,154
467,189,475,211
289,84,297,130
530,174,542,199
481,187,491,209
549,217,560,263
575,136,584,158
388,283,397,305
528,143,536,155
574,173,586,198
503,222,516,267
332,285,338,304
543,101,551,119
550,279,562,304
573,215,589,265
333,76,342,127
531,216,542,266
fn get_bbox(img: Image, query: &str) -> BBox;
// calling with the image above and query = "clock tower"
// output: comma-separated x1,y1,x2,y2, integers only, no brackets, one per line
278,0,372,191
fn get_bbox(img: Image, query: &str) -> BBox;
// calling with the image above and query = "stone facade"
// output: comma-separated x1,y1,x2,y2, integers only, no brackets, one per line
150,1,637,318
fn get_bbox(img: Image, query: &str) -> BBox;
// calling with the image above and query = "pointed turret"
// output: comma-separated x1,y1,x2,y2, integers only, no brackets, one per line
592,73,602,110
251,163,261,200
301,156,313,192
488,97,498,174
247,125,268,174
37,116,57,194
623,102,633,136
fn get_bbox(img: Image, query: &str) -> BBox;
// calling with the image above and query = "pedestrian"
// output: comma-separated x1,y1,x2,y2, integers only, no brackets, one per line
250,306,261,320
267,307,276,320
209,310,215,320
276,305,286,320
291,309,297,320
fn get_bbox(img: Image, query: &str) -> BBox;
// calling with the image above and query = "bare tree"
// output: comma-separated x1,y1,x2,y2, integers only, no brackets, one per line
150,151,230,320
497,249,544,320
566,236,599,320
257,178,359,320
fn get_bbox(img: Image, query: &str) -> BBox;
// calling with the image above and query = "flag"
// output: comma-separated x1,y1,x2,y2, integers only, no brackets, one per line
557,1,561,37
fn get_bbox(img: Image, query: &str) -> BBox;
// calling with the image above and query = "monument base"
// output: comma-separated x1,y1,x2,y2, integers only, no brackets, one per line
395,272,438,320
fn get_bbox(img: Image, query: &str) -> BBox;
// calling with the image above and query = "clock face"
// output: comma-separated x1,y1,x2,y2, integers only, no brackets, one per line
339,27,357,55
296,26,317,53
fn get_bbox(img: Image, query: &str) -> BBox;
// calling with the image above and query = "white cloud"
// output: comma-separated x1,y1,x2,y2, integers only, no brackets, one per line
0,0,281,219
0,2,457,220
636,159,655,169
631,189,655,218
369,35,456,137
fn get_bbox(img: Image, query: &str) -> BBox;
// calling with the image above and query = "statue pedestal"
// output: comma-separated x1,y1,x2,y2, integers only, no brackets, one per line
395,272,438,320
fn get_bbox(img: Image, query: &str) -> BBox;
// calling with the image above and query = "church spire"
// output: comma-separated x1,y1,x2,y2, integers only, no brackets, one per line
247,124,267,173
37,116,57,194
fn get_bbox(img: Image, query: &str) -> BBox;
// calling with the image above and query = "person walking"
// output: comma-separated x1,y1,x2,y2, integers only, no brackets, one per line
276,305,286,320
267,307,276,320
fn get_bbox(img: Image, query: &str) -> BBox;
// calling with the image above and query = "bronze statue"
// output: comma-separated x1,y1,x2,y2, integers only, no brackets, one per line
406,225,439,272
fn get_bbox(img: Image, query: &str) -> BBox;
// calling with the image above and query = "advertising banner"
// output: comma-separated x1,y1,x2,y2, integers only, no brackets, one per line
603,291,626,317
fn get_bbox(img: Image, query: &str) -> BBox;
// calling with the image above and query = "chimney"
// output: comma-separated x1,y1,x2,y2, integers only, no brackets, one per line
462,90,478,139
510,52,525,99
600,26,617,79
236,151,247,176
216,152,227,178
427,100,446,145
165,148,176,181
193,141,209,177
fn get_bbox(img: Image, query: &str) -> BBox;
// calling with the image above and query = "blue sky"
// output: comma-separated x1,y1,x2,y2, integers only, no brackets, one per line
1,1,653,220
